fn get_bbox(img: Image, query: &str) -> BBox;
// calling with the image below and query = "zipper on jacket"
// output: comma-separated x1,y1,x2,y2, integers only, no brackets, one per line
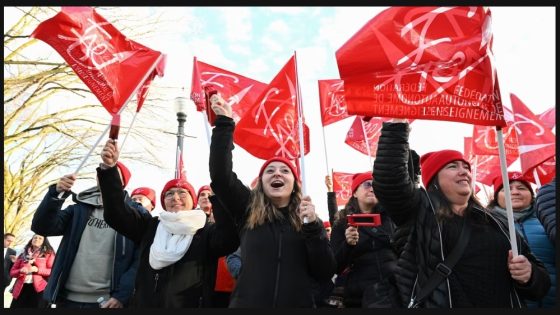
111,233,117,292
272,228,283,307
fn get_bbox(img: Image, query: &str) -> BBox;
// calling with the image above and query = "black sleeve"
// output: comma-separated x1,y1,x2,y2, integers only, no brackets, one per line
207,195,240,257
31,185,74,236
97,165,151,244
302,220,337,281
534,180,556,245
209,115,252,227
372,122,422,226
330,219,354,274
327,192,338,225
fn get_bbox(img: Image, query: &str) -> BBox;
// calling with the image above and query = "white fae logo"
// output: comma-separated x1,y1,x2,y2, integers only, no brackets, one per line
325,81,347,117
58,19,125,70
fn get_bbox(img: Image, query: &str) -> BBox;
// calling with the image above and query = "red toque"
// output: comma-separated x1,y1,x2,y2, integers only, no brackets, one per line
131,187,156,208
420,150,470,188
351,172,373,193
258,156,299,182
116,161,131,188
160,178,197,210
492,171,534,195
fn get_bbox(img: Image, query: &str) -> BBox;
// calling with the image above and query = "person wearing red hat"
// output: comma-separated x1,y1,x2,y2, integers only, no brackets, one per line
96,139,239,308
197,185,213,221
488,172,556,308
31,160,139,308
208,93,335,307
131,187,156,213
329,171,399,308
373,119,550,308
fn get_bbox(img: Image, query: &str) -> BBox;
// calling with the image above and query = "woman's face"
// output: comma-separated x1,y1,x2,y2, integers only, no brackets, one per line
437,160,472,200
198,190,213,213
497,180,532,211
163,188,194,213
352,180,378,207
31,235,44,249
131,194,154,211
261,161,295,208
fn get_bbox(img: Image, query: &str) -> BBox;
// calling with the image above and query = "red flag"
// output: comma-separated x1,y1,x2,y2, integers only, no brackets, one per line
136,54,166,112
344,116,388,156
472,106,518,156
510,93,556,178
332,171,354,207
463,137,473,160
467,154,517,186
318,79,352,126
189,57,268,123
524,156,555,186
537,107,556,130
336,7,506,127
31,7,163,115
234,56,310,160
177,146,187,180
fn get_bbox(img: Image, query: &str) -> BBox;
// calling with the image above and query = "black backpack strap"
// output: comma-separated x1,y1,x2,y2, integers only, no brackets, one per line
408,218,471,308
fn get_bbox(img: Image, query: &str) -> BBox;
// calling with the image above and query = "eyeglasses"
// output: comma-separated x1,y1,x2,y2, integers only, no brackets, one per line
164,190,189,199
361,181,373,189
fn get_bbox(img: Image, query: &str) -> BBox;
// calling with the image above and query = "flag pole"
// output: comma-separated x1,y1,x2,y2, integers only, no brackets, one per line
294,52,307,199
471,155,478,192
496,126,518,256
202,111,212,147
119,111,138,151
360,118,373,169
57,53,164,199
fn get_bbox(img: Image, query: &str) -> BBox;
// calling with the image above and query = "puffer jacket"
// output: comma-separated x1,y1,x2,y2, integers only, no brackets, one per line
373,122,551,308
209,115,336,307
31,185,139,306
9,251,55,299
493,205,556,308
535,177,556,245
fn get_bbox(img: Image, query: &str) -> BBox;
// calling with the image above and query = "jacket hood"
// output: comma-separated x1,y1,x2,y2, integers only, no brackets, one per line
75,186,103,207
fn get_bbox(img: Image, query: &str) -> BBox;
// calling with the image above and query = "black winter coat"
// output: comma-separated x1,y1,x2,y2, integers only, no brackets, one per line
97,165,239,308
209,115,337,307
373,122,551,308
535,177,556,245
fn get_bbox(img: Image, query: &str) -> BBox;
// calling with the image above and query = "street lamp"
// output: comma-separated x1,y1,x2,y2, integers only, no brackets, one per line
174,96,188,179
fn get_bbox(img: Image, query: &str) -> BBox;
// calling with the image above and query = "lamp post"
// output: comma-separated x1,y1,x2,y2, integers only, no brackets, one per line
174,96,188,179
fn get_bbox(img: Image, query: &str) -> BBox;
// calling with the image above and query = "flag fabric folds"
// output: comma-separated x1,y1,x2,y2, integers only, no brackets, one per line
332,171,354,207
318,79,352,126
190,57,268,123
336,6,507,127
234,55,310,160
31,6,164,115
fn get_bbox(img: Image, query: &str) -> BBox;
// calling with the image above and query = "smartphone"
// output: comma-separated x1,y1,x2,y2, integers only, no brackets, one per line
205,89,218,126
347,213,381,227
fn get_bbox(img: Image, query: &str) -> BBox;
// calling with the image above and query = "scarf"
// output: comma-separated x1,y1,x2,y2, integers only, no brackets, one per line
149,209,207,270
492,204,535,222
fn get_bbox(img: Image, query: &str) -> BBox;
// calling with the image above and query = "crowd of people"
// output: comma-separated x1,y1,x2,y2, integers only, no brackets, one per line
2,94,555,309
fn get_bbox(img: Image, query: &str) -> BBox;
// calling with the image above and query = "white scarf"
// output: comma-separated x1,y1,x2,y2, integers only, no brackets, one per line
149,209,207,270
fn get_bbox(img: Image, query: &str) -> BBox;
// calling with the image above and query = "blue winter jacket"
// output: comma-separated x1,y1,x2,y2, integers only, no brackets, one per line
31,184,140,306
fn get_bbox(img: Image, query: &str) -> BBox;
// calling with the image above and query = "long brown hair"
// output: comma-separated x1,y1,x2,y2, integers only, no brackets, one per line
245,179,303,231
427,178,485,221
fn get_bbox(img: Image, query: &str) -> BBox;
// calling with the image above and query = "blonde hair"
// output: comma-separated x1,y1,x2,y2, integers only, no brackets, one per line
245,179,303,231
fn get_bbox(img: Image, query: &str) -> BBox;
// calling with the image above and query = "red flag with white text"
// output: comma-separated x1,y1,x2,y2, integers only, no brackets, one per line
31,7,164,115
234,55,310,159
510,93,556,183
344,116,388,156
336,6,506,127
190,57,268,123
332,171,354,207
318,79,352,126
472,106,519,157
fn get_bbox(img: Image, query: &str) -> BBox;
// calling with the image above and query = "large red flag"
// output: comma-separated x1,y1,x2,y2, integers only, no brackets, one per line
31,7,164,115
318,79,352,126
336,7,506,127
467,154,517,187
510,93,556,183
234,56,310,159
189,57,268,123
332,171,354,207
525,156,555,186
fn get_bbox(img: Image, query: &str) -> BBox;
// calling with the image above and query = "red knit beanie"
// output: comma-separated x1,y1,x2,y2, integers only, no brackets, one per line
420,150,470,188
115,161,131,188
197,185,212,199
323,221,331,228
492,171,534,196
351,172,373,193
160,178,197,210
258,157,299,182
131,187,156,208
